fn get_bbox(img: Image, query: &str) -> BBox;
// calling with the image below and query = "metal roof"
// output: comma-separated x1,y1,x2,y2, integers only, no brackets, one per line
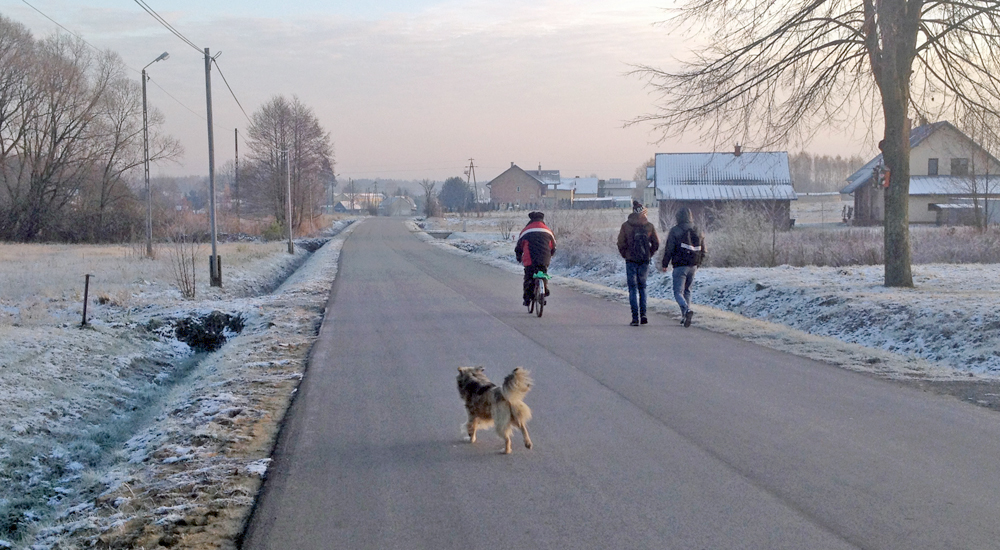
654,152,792,187
556,177,600,194
658,184,797,201
910,175,1000,195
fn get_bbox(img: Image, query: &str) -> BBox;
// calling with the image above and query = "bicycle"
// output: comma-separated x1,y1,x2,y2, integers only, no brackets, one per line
527,271,551,317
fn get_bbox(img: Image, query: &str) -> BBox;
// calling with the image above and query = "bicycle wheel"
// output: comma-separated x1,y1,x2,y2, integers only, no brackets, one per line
535,278,544,317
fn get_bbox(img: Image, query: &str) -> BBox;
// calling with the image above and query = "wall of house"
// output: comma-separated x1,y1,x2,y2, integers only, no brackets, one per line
910,125,1000,176
910,195,941,224
657,199,792,230
489,169,546,209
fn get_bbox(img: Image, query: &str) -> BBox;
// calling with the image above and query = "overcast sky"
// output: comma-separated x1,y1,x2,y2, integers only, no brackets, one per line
2,0,873,183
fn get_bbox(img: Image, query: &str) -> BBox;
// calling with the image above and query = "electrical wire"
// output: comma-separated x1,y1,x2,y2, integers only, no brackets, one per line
212,59,252,124
21,0,113,60
147,76,206,121
134,0,202,54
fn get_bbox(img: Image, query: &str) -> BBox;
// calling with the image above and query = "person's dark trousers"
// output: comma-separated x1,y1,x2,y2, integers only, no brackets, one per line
626,261,649,322
523,265,548,303
672,265,697,315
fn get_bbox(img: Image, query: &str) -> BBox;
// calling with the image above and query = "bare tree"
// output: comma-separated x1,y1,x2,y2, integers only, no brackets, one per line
419,179,438,217
950,116,1000,229
632,0,1000,287
244,95,333,232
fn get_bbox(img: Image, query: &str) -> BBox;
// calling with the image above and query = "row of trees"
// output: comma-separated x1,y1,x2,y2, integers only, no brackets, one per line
787,152,867,193
0,15,181,242
0,14,336,244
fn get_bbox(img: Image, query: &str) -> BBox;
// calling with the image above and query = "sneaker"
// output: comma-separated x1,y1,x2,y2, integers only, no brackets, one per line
523,299,530,307
640,317,648,325
683,310,694,328
630,320,639,326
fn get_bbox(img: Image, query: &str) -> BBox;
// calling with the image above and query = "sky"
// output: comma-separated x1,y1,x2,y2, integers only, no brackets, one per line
1,0,874,184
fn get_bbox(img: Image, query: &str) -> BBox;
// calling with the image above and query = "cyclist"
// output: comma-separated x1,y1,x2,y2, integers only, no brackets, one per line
515,211,556,307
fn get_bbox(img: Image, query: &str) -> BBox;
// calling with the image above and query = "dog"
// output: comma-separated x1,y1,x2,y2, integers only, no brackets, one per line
456,366,533,454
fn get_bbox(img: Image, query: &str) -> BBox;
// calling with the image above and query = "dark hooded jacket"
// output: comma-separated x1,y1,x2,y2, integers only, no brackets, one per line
662,207,706,268
617,211,659,264
515,219,556,267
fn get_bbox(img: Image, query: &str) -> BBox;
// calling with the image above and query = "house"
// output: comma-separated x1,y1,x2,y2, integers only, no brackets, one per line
487,164,552,210
647,148,797,228
841,121,1000,226
378,196,417,216
601,178,638,199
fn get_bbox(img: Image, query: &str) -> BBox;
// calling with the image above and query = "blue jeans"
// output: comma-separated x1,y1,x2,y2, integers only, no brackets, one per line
626,261,649,321
672,265,697,315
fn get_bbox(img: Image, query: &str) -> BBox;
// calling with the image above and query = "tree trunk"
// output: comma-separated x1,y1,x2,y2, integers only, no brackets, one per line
874,0,919,288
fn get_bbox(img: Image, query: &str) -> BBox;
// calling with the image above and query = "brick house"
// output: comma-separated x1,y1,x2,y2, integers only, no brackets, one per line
487,164,550,210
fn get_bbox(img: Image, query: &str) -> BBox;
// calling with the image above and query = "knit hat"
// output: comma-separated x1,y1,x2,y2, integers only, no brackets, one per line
528,211,544,221
632,201,647,216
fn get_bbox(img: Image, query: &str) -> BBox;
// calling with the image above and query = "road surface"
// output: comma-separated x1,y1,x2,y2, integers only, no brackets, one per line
243,217,1000,549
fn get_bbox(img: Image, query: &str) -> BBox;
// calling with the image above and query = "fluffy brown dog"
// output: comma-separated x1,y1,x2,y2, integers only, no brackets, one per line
456,366,533,454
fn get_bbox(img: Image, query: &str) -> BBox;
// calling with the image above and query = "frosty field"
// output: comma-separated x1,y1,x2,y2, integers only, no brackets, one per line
0,221,354,549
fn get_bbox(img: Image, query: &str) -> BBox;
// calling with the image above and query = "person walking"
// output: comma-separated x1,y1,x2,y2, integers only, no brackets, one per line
617,201,659,326
515,211,556,307
661,207,705,327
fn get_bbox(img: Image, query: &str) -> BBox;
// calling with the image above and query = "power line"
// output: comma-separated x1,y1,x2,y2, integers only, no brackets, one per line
147,76,206,121
134,0,202,54
212,59,252,124
21,0,114,60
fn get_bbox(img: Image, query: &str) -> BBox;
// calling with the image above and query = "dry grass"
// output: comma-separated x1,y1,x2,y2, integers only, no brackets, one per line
432,203,1000,269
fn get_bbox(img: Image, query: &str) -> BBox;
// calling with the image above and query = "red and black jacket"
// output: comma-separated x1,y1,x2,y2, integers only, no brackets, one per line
515,221,556,267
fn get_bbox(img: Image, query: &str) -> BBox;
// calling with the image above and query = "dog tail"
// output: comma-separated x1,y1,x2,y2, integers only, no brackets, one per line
501,367,532,402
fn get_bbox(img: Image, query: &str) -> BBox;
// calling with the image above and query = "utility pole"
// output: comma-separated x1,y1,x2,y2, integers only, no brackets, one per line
204,47,221,286
286,151,294,254
374,181,378,216
234,128,240,233
466,158,479,216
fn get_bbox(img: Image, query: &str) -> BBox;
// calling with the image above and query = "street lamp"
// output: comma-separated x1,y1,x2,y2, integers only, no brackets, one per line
142,51,169,258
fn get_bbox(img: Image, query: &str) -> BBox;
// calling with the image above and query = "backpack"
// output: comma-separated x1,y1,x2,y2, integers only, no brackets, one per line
676,227,704,266
630,224,651,263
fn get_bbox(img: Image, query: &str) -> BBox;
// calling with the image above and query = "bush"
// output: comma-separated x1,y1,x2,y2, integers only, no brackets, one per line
261,221,285,242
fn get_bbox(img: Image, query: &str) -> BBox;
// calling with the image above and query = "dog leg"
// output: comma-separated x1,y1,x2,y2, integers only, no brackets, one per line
518,420,533,449
467,416,478,443
502,431,512,454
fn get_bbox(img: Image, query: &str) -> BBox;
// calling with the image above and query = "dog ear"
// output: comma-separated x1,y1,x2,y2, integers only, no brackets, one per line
474,366,485,373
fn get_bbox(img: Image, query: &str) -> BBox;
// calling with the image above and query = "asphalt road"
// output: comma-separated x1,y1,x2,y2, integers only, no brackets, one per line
242,217,1000,550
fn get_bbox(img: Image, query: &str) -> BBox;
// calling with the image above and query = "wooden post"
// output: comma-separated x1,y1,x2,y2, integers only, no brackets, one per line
81,274,92,327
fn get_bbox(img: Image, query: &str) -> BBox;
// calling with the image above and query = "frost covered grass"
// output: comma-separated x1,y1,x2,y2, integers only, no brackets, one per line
423,209,1000,377
0,221,355,549
0,241,293,326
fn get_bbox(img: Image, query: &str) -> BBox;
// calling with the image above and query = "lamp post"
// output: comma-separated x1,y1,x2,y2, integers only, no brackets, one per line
141,51,169,258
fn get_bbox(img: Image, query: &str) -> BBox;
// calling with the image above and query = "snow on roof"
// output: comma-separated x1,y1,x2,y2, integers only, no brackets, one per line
909,175,1000,195
524,169,561,184
654,152,792,187
658,184,797,201
556,177,600,194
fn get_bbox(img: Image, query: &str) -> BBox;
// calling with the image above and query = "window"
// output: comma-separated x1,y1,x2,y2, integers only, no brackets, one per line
516,186,520,192
928,158,938,175
951,158,969,176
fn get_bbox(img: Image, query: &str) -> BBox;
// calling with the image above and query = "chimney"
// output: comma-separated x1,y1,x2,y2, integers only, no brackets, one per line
510,162,514,168
734,144,742,157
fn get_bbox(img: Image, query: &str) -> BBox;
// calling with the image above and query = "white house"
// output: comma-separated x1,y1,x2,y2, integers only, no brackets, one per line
841,121,1000,225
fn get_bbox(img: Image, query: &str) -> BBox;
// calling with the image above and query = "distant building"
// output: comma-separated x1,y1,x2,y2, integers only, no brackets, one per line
487,163,551,210
378,196,417,216
648,147,797,229
841,121,1000,226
